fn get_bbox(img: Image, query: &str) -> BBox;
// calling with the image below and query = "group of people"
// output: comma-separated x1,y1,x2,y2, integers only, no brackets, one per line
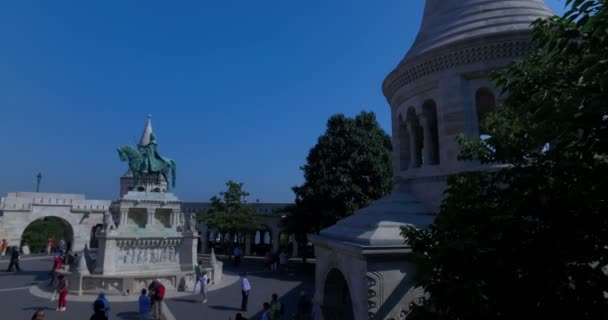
264,249,289,272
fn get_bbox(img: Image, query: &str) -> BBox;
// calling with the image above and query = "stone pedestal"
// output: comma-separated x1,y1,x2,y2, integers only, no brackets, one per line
180,232,198,272
78,190,223,296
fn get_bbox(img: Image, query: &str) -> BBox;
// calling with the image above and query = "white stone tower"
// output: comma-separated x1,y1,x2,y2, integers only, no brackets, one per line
310,1,553,319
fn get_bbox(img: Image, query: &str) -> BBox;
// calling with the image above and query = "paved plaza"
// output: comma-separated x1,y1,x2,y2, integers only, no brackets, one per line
0,254,314,319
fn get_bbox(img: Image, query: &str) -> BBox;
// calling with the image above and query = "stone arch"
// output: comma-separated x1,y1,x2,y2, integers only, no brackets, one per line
322,268,354,319
20,216,75,253
422,100,440,165
252,224,273,256
475,87,496,138
398,113,411,171
406,107,423,168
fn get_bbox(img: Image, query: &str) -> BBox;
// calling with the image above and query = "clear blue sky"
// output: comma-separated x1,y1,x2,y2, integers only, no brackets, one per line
0,1,566,203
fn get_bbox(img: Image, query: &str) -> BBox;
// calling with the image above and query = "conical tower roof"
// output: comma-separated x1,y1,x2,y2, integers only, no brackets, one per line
405,0,553,60
383,0,553,101
139,114,153,146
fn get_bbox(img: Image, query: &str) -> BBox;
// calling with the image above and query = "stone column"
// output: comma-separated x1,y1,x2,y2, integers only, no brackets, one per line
292,236,299,257
180,232,198,272
120,208,129,228
420,115,434,166
245,235,251,256
198,222,208,254
407,122,420,168
272,228,280,252
146,208,154,229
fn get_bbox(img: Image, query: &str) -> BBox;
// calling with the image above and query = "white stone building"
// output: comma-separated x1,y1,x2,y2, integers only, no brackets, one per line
310,1,554,319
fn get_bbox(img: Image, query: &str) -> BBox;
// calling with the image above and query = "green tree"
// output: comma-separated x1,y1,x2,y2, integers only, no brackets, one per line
21,218,66,253
199,180,257,253
285,111,393,242
402,1,608,319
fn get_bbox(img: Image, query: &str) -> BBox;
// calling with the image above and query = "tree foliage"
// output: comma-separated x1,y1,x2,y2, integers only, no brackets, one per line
402,1,608,319
285,111,393,240
21,218,66,253
199,180,257,236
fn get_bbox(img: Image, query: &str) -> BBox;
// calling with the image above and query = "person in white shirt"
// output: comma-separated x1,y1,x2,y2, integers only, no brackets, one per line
201,271,209,303
240,272,251,311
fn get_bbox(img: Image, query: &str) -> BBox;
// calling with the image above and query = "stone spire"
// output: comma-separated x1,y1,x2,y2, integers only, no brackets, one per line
139,114,153,147
404,0,554,60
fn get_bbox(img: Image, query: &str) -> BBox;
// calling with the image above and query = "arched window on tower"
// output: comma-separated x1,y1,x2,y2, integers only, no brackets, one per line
422,100,440,165
398,114,410,171
475,88,496,139
406,107,423,168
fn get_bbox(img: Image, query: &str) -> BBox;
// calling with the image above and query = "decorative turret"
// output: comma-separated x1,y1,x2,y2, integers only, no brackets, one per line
405,0,553,61
382,1,554,207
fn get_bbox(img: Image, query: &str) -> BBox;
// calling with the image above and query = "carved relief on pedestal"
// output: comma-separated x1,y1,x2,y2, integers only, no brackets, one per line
115,238,183,268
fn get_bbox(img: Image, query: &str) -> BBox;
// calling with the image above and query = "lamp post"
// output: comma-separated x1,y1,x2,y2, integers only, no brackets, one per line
36,172,42,192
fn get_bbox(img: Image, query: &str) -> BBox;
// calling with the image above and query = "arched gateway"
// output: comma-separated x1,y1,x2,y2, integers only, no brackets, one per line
0,192,107,252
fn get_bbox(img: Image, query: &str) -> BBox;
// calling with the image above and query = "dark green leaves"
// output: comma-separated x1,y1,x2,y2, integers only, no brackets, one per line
284,111,393,238
405,1,608,319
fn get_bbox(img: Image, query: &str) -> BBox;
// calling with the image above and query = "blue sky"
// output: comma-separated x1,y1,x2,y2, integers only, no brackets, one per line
0,1,567,203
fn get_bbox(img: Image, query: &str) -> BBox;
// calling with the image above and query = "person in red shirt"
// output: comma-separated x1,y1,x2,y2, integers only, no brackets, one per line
48,254,63,287
151,279,165,320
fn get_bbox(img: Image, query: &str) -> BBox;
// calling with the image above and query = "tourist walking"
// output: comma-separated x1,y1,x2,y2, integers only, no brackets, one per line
233,246,241,267
1,239,8,256
31,309,45,320
279,250,288,272
46,238,55,255
201,271,209,303
6,246,21,272
240,272,251,311
193,260,203,293
56,274,69,311
93,292,110,318
90,299,108,320
58,240,66,253
151,279,165,320
139,288,151,320
49,253,63,286
270,293,283,320
260,302,272,320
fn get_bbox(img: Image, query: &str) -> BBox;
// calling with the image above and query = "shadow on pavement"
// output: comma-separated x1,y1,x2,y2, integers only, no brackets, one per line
116,311,140,320
209,305,243,311
22,306,55,311
171,297,200,303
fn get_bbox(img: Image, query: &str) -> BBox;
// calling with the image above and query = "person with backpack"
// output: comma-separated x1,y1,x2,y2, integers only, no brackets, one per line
151,279,165,320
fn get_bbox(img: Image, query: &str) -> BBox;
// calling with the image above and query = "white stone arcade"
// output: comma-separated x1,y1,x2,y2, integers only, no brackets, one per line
0,192,108,252
310,1,554,319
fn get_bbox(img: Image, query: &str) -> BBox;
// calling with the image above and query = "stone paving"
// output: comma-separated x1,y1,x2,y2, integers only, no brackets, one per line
0,254,314,320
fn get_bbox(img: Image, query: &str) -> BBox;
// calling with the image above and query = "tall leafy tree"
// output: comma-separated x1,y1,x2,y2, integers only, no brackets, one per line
199,181,257,251
402,1,608,319
285,111,393,241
